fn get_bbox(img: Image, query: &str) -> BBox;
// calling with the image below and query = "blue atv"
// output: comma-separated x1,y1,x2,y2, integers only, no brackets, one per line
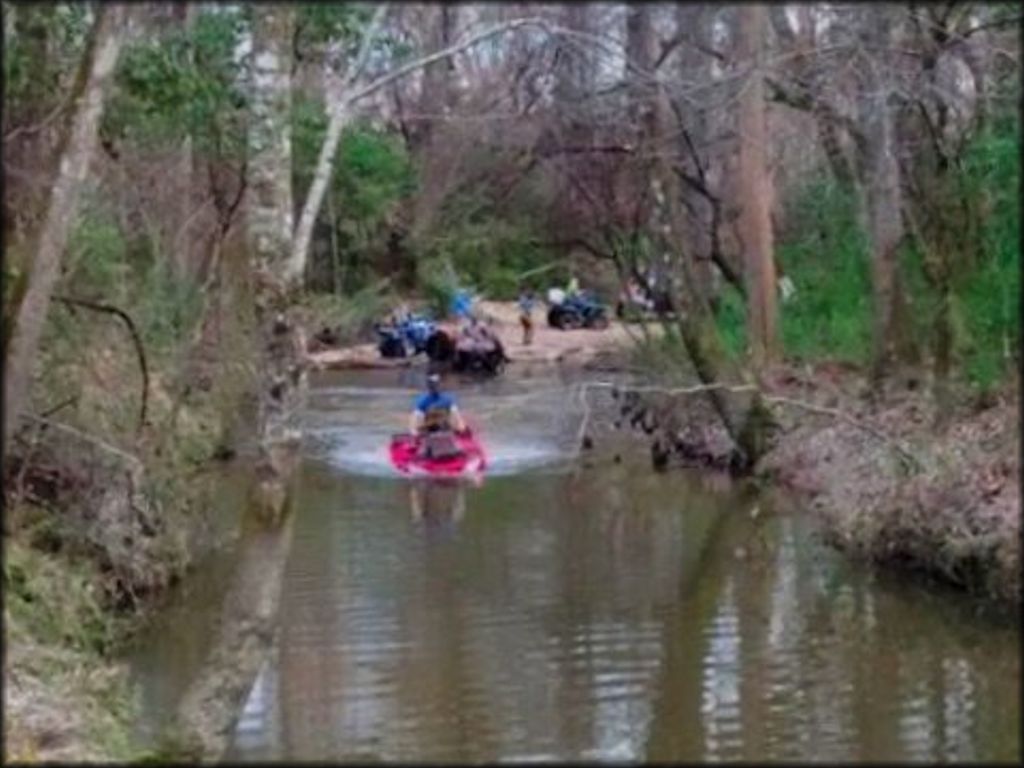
376,314,439,358
547,292,610,330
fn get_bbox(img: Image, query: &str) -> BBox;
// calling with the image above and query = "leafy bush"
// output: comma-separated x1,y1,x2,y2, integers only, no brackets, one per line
292,96,415,294
416,257,462,317
302,279,394,344
713,284,748,361
105,9,246,156
775,179,873,364
425,210,552,301
957,121,1020,388
721,178,872,365
65,202,129,299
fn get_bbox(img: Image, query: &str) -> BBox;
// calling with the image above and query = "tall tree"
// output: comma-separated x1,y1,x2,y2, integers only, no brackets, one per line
854,4,908,386
674,4,718,300
3,4,129,454
247,4,303,520
632,5,773,470
735,3,778,367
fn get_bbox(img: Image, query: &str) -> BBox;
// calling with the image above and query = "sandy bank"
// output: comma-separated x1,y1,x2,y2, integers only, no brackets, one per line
308,300,649,370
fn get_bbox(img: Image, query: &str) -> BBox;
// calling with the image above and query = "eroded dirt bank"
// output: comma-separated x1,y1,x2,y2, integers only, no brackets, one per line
611,360,1020,611
756,365,1020,609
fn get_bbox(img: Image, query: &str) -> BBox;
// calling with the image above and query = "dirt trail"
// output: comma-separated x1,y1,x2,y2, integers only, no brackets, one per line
308,300,648,370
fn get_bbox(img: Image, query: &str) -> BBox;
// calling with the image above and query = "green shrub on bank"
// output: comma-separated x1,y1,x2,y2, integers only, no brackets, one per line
424,215,552,301
723,121,1018,387
958,122,1021,388
775,179,873,365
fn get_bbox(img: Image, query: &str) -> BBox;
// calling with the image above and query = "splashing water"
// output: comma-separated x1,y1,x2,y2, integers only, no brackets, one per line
304,381,590,477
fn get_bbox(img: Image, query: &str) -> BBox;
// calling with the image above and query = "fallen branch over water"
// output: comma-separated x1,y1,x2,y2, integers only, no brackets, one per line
574,380,923,471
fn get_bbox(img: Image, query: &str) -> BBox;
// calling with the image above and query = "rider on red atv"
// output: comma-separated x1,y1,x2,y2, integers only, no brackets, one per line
409,373,468,459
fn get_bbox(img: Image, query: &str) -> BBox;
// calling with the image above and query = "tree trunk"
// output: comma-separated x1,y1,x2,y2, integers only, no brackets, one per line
675,4,717,301
407,4,459,253
735,3,778,368
855,8,907,388
2,4,128,455
636,5,772,470
248,4,304,522
171,1,198,281
410,4,457,151
646,75,769,465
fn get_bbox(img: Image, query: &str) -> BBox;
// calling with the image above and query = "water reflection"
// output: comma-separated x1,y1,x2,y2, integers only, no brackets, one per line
129,371,1019,763
212,457,1018,762
409,478,470,529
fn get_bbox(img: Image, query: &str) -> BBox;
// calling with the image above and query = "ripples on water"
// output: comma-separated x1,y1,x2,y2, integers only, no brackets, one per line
304,380,586,477
129,371,1021,763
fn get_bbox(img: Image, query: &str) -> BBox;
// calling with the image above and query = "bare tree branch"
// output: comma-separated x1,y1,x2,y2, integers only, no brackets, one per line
54,294,150,434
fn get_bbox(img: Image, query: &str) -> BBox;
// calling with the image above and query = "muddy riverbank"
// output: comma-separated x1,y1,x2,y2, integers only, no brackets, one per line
756,365,1020,610
606,360,1020,611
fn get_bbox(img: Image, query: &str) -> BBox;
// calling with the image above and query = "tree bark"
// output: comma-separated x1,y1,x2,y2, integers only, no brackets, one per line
674,4,716,300
171,1,198,281
854,6,907,387
248,4,303,522
735,3,778,368
3,4,128,455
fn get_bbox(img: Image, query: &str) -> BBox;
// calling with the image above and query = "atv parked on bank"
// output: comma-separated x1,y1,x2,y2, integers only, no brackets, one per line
376,314,443,358
452,337,508,375
547,292,610,330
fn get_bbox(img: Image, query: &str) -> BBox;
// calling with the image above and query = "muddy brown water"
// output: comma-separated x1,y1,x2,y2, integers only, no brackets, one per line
128,369,1020,762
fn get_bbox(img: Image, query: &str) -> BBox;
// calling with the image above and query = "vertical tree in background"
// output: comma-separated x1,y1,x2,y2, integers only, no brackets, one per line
735,3,778,367
674,4,718,300
3,4,129,454
854,4,908,387
247,4,303,520
170,1,198,281
622,5,771,469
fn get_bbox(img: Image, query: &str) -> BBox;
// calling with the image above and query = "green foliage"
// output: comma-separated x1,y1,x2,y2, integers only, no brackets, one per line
755,178,873,364
136,258,203,356
417,257,462,317
713,285,748,361
336,124,416,221
293,97,414,294
65,202,129,295
3,3,90,120
293,99,414,216
302,279,395,344
5,537,120,655
294,3,372,52
426,203,553,301
956,121,1021,388
105,9,246,156
759,116,1018,389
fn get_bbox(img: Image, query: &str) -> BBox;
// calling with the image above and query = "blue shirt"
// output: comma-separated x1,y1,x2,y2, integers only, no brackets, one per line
414,392,456,414
450,291,473,318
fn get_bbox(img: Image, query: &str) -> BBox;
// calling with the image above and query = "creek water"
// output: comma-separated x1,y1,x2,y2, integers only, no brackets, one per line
128,368,1020,762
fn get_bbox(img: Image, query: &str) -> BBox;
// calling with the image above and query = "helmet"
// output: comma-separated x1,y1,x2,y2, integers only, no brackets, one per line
426,372,441,391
